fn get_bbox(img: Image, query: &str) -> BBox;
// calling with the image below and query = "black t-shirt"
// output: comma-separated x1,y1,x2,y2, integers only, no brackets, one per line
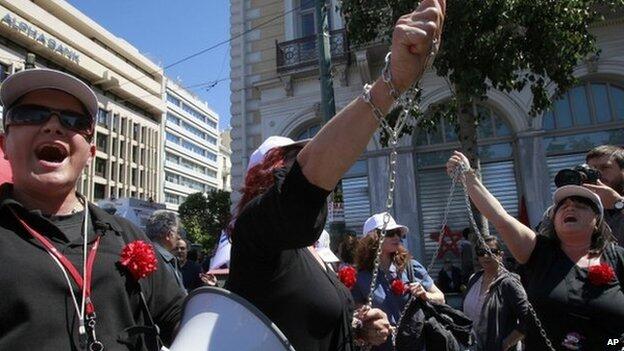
521,235,624,350
180,260,203,291
0,185,185,351
226,161,355,351
45,210,93,242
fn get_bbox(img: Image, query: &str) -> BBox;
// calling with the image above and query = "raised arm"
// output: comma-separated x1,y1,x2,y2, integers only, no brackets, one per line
446,151,536,264
297,0,446,191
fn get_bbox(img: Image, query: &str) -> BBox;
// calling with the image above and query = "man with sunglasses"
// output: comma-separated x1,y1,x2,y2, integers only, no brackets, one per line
0,68,185,350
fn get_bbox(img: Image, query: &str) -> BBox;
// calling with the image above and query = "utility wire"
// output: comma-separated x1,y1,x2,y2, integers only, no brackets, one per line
118,1,310,89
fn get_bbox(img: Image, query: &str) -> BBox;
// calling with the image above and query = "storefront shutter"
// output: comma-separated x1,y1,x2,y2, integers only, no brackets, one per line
546,153,587,195
417,161,519,271
342,176,371,232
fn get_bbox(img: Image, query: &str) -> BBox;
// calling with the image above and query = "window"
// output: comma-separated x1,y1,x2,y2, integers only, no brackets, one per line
121,117,127,135
93,183,106,201
112,114,119,132
415,104,511,148
111,137,117,156
132,146,138,163
133,123,140,141
120,140,126,158
96,133,108,152
165,192,185,205
166,93,181,106
295,124,321,140
119,164,124,182
0,63,9,83
543,82,624,130
95,158,106,177
131,169,137,186
141,126,146,143
97,109,109,127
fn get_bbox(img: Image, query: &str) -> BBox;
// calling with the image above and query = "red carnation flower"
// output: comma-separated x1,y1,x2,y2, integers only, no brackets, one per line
588,263,615,286
119,240,158,280
338,265,357,289
391,279,407,296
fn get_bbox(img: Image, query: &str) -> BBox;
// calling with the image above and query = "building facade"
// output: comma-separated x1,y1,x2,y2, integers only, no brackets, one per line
0,0,231,210
163,80,222,210
219,129,232,192
0,0,165,202
229,0,624,267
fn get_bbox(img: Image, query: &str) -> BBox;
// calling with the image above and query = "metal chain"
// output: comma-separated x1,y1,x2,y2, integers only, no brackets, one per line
455,167,556,351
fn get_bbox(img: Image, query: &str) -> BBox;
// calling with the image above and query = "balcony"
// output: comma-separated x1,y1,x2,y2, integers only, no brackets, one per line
276,29,348,73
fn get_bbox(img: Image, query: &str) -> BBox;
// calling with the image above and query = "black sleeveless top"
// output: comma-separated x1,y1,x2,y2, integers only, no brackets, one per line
521,235,624,350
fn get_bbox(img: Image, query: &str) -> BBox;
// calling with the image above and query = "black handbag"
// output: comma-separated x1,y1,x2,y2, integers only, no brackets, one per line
396,261,473,351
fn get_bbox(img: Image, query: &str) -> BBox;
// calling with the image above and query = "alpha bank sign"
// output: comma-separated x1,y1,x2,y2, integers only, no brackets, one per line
1,12,80,64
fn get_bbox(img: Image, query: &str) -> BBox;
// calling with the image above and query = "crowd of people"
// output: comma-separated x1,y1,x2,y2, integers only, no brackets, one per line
1,0,623,349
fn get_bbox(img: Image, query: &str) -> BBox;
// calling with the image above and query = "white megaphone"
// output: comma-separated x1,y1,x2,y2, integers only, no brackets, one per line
168,287,295,351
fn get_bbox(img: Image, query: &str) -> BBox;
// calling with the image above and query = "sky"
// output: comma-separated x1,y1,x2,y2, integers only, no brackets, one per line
68,0,231,131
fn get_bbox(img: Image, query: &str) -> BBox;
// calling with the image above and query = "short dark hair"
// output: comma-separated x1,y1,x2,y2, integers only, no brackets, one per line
586,145,624,169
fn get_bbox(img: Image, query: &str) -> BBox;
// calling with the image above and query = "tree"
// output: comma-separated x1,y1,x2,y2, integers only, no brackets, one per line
178,190,231,253
341,0,623,233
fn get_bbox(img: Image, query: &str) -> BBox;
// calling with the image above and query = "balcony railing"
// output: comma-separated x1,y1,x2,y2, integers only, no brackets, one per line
276,29,348,73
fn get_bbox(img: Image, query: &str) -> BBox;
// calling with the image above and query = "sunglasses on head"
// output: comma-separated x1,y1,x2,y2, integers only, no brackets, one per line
476,248,501,257
4,104,94,138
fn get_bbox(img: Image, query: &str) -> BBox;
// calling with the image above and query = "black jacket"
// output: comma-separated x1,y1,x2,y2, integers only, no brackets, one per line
0,184,185,350
464,270,530,351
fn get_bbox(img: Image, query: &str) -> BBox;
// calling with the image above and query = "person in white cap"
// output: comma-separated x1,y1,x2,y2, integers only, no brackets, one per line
314,229,341,271
351,212,445,351
0,69,184,350
225,1,446,349
447,151,624,350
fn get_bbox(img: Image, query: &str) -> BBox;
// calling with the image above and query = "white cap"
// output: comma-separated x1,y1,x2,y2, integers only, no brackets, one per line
315,230,340,263
361,212,409,238
552,185,603,220
1,69,99,126
247,136,309,171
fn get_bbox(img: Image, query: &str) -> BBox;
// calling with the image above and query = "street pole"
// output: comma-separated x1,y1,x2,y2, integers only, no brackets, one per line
315,0,344,251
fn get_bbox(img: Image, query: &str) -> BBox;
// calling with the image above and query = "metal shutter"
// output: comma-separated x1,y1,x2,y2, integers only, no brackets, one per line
342,176,371,232
546,153,586,195
417,161,519,271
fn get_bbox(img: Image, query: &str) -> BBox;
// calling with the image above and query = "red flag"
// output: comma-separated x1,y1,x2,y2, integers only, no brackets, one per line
518,195,530,227
0,148,12,184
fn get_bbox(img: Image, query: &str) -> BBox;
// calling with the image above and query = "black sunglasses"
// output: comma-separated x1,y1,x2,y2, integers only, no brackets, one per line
4,104,94,138
476,248,501,257
383,228,406,239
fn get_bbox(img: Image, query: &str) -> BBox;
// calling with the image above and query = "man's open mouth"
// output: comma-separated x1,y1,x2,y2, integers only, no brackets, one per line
35,144,69,163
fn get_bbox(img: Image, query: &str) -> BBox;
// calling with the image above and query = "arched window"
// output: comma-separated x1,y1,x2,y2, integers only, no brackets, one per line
413,104,518,269
543,83,624,130
542,81,624,192
294,123,321,140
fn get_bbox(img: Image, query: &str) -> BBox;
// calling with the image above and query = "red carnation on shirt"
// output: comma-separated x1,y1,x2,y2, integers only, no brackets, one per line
588,263,615,286
119,240,158,280
338,265,357,289
391,279,407,296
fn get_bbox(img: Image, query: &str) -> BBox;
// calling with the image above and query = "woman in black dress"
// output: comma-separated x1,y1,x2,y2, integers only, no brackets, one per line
224,1,446,349
447,151,624,350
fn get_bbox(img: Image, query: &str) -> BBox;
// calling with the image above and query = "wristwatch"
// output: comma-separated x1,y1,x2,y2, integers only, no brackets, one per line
615,198,624,210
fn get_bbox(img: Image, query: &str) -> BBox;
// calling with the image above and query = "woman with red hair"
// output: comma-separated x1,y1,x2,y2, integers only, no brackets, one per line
225,1,446,350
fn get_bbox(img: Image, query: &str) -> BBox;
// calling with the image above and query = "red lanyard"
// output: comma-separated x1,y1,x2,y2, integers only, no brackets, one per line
11,208,101,315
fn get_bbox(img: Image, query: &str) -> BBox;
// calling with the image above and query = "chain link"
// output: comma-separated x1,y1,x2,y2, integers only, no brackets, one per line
454,166,556,351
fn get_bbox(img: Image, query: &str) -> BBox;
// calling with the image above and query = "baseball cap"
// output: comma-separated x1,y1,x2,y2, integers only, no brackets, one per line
1,68,99,129
361,212,409,238
315,230,340,263
551,185,604,220
246,136,309,171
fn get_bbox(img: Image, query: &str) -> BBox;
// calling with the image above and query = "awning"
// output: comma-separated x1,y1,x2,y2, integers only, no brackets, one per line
0,148,11,184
